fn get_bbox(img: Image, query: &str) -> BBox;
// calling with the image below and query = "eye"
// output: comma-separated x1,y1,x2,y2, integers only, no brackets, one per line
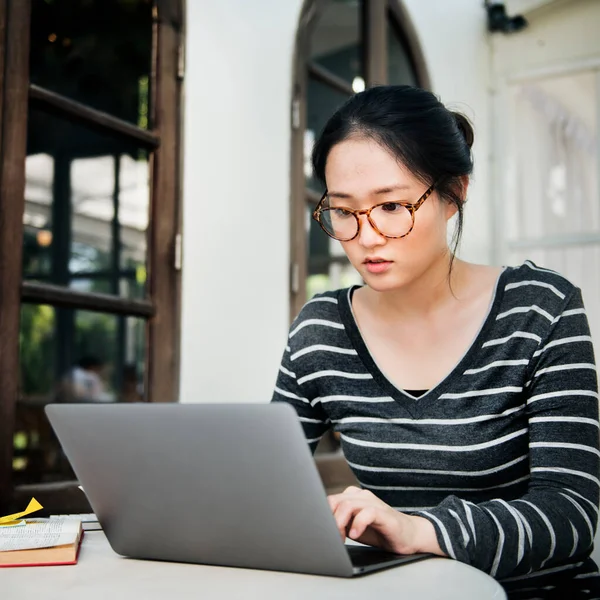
331,208,353,218
380,202,404,213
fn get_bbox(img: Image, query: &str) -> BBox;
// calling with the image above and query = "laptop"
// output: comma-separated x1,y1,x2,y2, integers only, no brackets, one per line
45,402,432,577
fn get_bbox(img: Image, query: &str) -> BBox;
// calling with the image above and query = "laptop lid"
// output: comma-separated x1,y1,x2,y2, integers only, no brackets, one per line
45,402,356,577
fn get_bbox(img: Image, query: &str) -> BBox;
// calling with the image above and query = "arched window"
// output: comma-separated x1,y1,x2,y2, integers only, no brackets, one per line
290,0,428,319
0,0,183,512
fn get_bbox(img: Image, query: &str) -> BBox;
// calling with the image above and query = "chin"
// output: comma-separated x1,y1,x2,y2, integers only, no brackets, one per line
365,281,403,294
361,271,409,293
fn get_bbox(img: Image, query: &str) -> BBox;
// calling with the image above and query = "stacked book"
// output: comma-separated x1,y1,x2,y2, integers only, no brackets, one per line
0,499,83,567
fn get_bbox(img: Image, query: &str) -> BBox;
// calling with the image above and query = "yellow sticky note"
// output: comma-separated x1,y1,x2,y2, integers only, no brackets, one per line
0,520,25,527
0,498,43,525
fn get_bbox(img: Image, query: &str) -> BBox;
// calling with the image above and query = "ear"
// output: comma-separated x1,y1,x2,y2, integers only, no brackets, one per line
445,202,459,220
444,175,469,220
455,175,469,202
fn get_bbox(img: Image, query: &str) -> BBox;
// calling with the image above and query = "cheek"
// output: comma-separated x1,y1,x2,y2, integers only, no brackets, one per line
340,240,360,260
413,204,450,242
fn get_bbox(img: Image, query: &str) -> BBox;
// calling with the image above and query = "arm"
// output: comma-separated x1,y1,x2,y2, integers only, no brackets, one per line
415,288,599,579
271,338,330,453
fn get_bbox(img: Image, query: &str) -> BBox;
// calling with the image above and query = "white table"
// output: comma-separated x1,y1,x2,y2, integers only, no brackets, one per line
5,531,507,599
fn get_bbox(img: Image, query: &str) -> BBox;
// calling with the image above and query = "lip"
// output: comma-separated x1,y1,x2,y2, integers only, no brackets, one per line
363,256,389,264
363,257,393,274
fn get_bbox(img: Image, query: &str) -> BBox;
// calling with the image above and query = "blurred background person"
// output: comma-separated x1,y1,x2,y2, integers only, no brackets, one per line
57,356,114,403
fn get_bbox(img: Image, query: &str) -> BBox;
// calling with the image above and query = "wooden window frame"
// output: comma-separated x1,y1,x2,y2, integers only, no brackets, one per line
0,0,184,514
290,0,429,319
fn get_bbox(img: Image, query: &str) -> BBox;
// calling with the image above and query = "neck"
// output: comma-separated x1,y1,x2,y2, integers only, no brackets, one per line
365,252,467,320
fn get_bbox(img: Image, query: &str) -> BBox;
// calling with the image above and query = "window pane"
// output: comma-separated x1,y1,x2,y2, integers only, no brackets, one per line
510,72,599,241
387,19,418,86
305,79,350,191
310,0,362,86
29,0,153,127
24,109,149,299
14,305,147,485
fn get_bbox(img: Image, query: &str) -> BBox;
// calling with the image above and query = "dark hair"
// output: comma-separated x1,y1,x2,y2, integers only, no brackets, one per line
311,85,474,269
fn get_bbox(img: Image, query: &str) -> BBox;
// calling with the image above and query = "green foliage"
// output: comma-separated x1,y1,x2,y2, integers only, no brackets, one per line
74,311,116,366
19,305,119,396
19,305,55,395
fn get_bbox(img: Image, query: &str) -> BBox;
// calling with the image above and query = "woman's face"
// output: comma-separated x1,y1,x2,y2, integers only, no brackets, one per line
324,137,458,293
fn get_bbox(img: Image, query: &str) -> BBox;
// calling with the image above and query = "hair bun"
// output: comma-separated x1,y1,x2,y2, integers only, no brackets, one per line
451,111,474,149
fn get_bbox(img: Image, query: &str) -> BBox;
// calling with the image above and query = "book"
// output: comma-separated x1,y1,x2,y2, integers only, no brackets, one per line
0,518,83,567
50,512,102,531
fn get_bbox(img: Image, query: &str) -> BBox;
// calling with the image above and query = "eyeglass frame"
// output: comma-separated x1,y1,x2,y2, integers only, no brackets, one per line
312,182,436,241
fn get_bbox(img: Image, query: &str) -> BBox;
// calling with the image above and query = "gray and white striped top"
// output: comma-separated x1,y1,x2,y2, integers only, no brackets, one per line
272,261,600,597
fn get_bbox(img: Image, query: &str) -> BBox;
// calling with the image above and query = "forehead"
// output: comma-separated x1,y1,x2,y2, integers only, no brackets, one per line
324,137,419,193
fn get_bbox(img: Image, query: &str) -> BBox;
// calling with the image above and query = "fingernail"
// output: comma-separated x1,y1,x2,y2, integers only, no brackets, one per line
350,529,357,537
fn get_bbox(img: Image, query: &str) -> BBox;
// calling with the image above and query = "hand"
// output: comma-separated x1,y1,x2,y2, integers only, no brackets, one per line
327,486,444,556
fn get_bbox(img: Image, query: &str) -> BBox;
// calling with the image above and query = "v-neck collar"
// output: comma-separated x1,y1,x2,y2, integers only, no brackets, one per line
337,267,508,419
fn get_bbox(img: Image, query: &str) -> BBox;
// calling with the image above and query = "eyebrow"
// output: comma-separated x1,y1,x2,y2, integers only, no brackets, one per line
327,184,413,198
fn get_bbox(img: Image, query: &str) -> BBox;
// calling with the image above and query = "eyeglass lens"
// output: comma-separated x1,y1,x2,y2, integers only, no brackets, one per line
319,203,413,240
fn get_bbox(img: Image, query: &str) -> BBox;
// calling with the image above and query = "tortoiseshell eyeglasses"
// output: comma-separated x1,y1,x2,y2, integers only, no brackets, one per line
312,183,436,242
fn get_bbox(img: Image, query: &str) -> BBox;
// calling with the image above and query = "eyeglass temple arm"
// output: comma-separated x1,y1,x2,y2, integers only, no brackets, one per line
313,191,328,217
411,183,436,212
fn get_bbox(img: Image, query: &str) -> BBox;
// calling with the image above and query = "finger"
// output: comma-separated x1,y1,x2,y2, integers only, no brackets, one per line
327,486,364,512
332,500,354,539
333,499,365,540
348,507,378,539
327,493,345,513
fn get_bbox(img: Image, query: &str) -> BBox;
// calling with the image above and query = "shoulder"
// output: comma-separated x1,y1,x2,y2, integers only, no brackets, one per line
292,288,348,322
287,287,353,347
500,260,579,315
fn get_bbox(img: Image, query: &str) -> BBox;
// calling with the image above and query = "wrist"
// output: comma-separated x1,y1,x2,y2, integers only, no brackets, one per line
408,515,446,556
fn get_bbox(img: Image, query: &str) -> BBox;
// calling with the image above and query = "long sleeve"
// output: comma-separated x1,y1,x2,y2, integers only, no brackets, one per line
415,288,600,580
271,335,330,453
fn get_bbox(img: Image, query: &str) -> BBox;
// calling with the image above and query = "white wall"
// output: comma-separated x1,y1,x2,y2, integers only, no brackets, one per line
178,0,600,404
179,0,304,404
400,0,492,264
179,0,495,404
489,0,600,352
488,0,600,264
494,0,600,76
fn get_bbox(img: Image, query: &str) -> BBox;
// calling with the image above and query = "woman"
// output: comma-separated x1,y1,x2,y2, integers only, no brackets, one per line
272,85,599,598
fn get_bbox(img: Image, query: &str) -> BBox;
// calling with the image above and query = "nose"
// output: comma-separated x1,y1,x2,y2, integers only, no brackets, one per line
356,214,386,248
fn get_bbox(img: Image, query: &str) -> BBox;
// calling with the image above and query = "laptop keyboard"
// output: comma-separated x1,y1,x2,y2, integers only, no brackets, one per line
49,513,102,531
346,544,407,568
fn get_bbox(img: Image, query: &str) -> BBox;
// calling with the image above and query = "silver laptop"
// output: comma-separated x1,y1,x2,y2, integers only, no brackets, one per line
45,403,432,577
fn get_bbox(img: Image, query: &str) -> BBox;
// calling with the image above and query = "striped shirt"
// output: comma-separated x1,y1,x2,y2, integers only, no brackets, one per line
272,261,600,598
